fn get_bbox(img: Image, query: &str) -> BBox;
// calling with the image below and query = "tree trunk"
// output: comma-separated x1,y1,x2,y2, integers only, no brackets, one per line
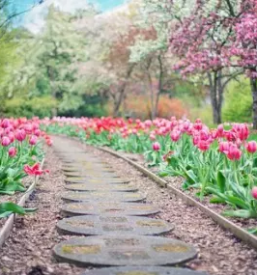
251,78,257,129
113,83,126,117
153,55,164,119
208,71,223,124
112,65,135,117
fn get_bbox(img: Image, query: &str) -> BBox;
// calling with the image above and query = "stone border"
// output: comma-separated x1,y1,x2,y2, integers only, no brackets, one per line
0,159,45,248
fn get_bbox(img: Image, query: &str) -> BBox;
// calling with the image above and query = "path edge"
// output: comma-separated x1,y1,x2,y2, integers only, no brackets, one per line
97,146,257,251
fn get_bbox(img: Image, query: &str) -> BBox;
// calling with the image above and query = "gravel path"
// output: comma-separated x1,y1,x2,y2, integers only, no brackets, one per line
0,137,257,275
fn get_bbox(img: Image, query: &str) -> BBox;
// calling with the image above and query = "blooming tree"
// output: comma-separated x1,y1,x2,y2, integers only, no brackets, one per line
169,0,243,124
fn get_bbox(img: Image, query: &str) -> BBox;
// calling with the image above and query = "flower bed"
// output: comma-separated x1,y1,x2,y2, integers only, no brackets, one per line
0,118,51,219
43,116,257,234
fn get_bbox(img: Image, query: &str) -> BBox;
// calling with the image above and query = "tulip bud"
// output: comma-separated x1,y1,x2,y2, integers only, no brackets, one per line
246,141,257,154
29,135,37,145
8,147,17,157
252,187,257,200
152,142,160,151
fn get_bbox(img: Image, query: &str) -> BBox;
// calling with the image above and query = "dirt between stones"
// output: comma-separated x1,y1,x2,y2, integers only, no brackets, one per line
0,138,256,275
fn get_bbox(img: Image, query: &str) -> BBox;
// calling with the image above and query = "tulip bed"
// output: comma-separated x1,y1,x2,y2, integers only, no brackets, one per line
0,118,51,219
43,117,257,225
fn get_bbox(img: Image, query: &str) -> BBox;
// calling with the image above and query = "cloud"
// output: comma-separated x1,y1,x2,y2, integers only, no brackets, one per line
23,0,90,34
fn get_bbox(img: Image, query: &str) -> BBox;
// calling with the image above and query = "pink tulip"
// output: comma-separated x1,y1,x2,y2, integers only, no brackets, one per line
227,145,242,161
8,147,17,157
246,141,257,154
1,119,10,129
170,131,180,142
15,129,26,142
152,142,161,151
197,140,210,151
1,136,11,147
252,187,257,200
219,141,230,154
29,135,37,145
34,129,41,137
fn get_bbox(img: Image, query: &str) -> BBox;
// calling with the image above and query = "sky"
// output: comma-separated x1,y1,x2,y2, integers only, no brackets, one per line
14,0,125,13
12,0,126,33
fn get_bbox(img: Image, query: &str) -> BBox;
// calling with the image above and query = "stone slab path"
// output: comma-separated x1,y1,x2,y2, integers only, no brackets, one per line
52,136,208,275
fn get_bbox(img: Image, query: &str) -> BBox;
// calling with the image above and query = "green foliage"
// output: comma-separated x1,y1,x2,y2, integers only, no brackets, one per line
4,96,56,118
223,77,252,123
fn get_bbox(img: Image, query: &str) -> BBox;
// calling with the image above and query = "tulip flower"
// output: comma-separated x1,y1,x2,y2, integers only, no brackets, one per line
24,163,49,176
8,147,17,157
170,130,180,142
219,141,230,154
1,136,11,147
15,129,26,142
1,119,10,129
227,145,242,161
246,141,257,154
152,142,160,151
29,135,37,146
197,140,210,151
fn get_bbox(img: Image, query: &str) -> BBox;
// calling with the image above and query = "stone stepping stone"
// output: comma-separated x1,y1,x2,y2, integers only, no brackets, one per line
65,184,138,192
63,173,121,180
62,191,146,203
61,202,160,216
53,235,197,266
63,166,117,171
80,267,208,275
57,216,174,236
65,178,131,185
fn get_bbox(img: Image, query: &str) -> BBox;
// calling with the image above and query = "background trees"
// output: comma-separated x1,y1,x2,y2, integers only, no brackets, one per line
0,0,256,127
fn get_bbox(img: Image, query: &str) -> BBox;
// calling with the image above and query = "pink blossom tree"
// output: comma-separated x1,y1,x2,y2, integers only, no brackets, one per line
169,0,242,124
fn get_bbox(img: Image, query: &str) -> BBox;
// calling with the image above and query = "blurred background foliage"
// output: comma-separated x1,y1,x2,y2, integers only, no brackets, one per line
0,0,252,125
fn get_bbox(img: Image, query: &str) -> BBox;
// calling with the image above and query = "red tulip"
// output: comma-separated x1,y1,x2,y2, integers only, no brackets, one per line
152,142,161,151
252,187,257,200
24,163,49,176
246,141,257,154
8,147,17,157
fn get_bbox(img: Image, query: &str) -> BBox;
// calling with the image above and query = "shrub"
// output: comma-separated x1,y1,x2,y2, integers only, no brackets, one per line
4,96,56,118
223,77,252,123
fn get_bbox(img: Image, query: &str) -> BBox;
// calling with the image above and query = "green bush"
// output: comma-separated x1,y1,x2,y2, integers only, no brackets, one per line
223,77,252,123
4,96,56,118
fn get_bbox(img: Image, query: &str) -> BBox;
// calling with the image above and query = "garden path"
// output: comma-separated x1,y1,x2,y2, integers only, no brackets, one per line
52,136,208,275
